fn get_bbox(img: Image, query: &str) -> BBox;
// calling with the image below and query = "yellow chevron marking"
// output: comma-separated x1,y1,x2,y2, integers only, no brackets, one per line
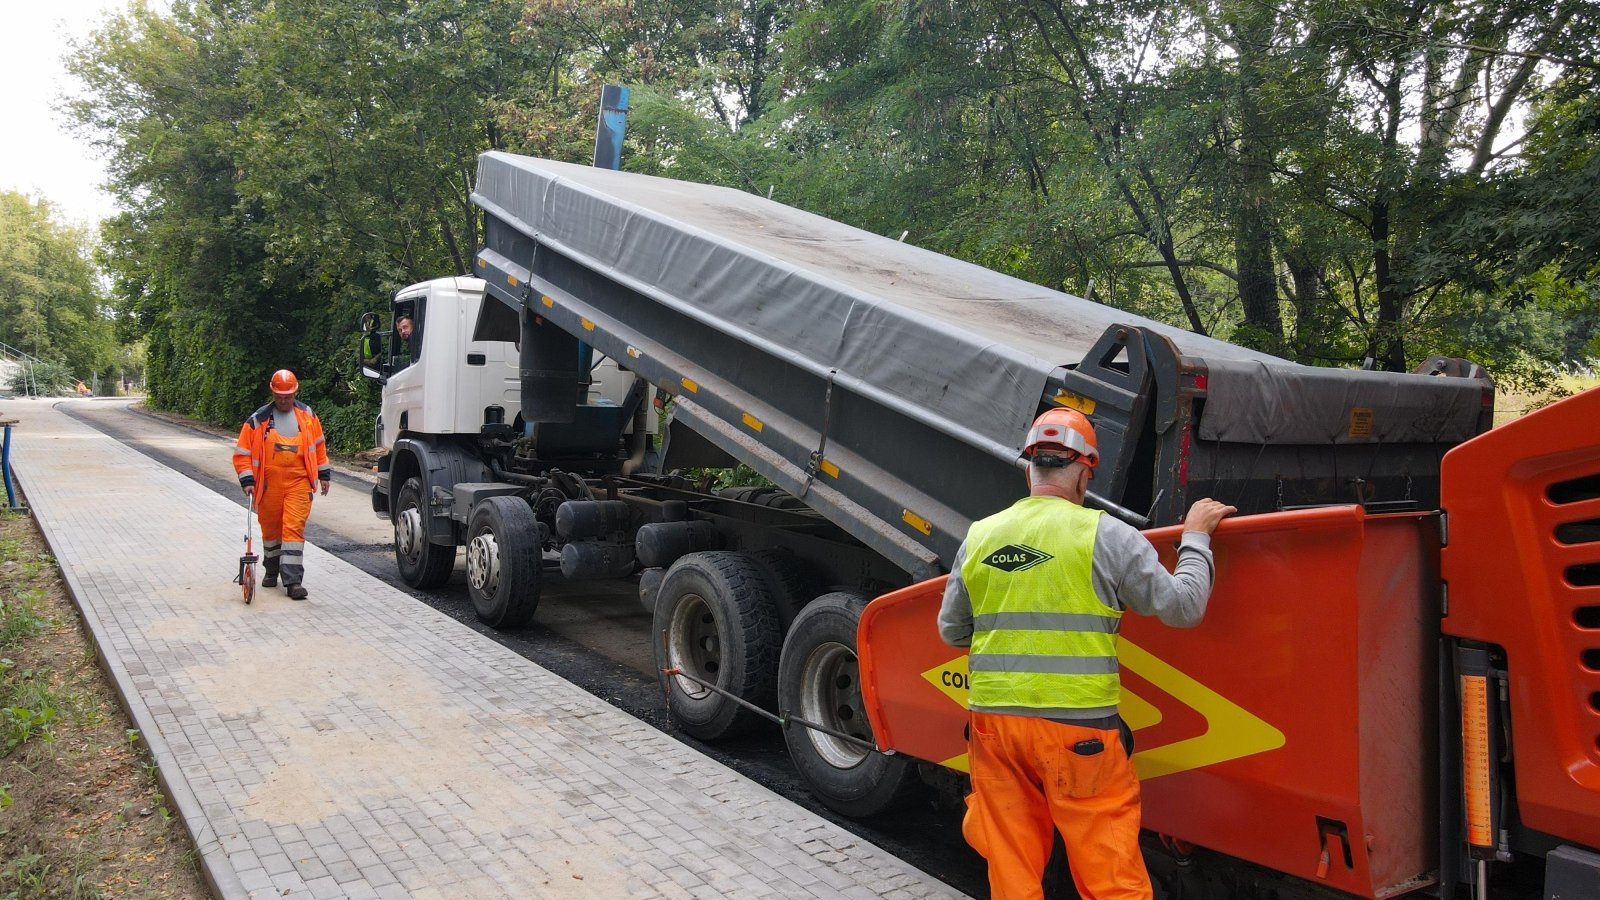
918,641,1282,780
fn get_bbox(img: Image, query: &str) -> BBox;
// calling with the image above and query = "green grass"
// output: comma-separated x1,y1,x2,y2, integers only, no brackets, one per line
1493,370,1600,426
0,555,60,761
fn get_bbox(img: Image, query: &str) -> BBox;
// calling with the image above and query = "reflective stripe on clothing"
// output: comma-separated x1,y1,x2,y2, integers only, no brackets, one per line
972,612,1121,634
959,496,1120,713
968,654,1120,675
233,445,251,456
233,400,330,507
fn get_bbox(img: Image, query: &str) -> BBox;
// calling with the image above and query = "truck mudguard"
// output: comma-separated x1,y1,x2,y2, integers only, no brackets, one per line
388,437,493,544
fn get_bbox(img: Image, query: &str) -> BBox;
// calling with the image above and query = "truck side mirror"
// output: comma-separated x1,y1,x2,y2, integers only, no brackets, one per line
358,315,388,384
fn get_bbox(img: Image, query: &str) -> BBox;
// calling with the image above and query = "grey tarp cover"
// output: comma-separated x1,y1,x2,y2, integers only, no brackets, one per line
473,154,1483,453
1199,358,1483,444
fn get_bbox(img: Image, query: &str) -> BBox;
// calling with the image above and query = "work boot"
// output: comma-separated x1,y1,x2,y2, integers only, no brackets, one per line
286,584,308,601
261,570,278,588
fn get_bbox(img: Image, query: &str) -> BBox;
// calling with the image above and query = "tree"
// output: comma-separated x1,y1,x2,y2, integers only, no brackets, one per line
1295,0,1595,370
0,192,118,384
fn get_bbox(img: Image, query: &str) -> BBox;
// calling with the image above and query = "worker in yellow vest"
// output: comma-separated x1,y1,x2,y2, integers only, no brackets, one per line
232,370,331,600
938,407,1235,900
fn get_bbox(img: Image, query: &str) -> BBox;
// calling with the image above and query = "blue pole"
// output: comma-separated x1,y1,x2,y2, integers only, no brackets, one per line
592,84,630,171
2,424,15,509
581,84,631,393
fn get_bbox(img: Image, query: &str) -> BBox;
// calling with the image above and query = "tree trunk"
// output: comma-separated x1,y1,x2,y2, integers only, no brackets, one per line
1230,5,1283,355
1370,199,1407,371
1284,246,1324,364
1158,236,1207,335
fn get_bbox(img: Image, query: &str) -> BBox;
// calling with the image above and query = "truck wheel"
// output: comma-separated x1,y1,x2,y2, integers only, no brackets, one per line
465,496,541,629
780,591,921,818
653,551,782,741
747,548,823,630
395,476,455,588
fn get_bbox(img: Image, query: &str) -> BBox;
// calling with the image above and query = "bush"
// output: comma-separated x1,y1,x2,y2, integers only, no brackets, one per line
2,361,76,398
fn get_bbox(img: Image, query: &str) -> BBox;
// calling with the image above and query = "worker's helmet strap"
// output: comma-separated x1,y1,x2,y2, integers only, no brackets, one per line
1031,451,1080,468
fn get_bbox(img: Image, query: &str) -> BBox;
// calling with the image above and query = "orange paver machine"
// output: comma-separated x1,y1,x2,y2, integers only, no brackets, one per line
859,386,1600,898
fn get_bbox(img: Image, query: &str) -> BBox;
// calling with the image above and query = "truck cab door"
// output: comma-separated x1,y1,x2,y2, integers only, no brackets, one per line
381,292,429,446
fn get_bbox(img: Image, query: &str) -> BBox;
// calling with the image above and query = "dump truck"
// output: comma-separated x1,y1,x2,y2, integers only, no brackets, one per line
357,148,1597,898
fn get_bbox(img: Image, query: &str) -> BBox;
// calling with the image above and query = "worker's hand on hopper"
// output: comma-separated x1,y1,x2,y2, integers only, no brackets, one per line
1182,498,1236,535
319,478,330,497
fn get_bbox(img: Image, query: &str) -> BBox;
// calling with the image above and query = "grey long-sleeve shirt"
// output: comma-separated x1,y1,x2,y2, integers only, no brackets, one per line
939,512,1215,647
937,505,1215,719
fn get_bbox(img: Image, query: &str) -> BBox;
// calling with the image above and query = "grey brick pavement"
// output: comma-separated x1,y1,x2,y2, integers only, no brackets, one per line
8,400,966,900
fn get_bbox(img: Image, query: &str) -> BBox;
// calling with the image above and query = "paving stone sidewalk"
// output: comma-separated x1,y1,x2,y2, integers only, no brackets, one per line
7,400,966,900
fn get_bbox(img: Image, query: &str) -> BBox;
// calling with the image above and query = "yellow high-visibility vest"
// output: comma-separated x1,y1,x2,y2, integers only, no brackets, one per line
959,496,1120,713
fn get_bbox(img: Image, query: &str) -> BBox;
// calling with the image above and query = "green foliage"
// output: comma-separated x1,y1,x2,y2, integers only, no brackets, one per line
74,0,533,444
1,703,58,757
2,361,76,399
0,592,57,757
0,591,46,647
0,193,120,385
69,0,1599,430
1,848,50,899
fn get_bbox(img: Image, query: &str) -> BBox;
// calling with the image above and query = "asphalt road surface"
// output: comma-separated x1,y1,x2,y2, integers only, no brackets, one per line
58,398,988,897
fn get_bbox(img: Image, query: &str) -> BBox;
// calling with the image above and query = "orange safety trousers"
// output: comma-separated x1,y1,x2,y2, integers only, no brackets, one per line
964,711,1152,900
257,432,313,585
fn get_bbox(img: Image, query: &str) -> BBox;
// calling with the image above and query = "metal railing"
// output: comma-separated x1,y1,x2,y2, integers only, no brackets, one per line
0,341,70,398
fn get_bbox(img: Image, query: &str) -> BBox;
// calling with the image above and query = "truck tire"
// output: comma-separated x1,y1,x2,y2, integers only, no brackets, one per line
747,548,823,630
465,496,541,629
653,551,782,741
395,476,455,588
720,485,807,511
780,591,921,818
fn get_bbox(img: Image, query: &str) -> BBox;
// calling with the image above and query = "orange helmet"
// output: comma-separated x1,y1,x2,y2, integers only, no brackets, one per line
269,369,299,395
1023,407,1098,468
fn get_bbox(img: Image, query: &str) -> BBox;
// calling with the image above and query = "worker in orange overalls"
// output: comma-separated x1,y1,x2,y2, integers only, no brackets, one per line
938,408,1236,900
232,370,331,600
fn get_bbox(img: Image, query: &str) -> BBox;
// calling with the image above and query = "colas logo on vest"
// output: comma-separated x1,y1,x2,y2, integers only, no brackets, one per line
981,544,1054,572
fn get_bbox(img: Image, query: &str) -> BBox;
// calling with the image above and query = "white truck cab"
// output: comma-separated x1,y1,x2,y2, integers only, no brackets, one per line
367,276,652,449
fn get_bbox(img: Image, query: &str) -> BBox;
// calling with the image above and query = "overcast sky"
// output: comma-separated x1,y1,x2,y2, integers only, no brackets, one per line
0,1,145,229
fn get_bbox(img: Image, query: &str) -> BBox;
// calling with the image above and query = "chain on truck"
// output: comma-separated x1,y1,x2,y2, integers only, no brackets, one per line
354,87,1599,900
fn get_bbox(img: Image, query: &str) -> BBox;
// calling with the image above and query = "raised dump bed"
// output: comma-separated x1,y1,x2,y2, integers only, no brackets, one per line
471,152,1491,578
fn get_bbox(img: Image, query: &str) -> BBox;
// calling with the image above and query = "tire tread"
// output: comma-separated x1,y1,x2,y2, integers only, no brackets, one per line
396,477,455,588
653,551,783,740
468,496,540,628
779,591,922,818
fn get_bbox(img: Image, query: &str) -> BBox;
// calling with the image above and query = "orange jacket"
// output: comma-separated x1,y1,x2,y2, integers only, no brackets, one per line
233,401,331,503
